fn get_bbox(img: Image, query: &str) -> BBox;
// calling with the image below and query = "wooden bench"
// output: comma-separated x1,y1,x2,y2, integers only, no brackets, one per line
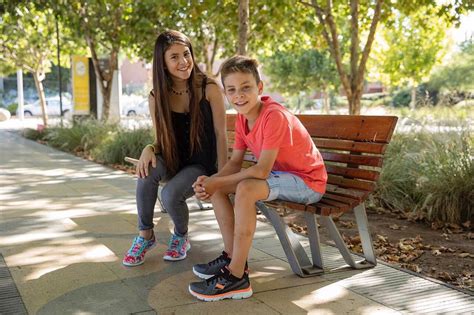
226,114,398,277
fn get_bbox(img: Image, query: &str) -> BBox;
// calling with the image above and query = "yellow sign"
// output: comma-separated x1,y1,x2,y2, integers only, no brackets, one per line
72,56,90,114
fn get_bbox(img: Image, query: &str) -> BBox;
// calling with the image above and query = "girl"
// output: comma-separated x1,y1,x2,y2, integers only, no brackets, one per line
123,30,227,266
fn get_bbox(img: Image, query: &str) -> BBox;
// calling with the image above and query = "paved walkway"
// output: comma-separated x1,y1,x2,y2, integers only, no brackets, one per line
0,128,473,314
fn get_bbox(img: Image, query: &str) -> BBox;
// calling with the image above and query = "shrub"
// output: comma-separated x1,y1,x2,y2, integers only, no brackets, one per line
375,129,474,223
391,84,439,108
44,119,117,153
22,128,48,141
391,89,411,107
7,103,18,115
93,128,153,164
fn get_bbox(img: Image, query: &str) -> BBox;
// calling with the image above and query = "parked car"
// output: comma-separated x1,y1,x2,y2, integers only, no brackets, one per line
122,98,149,116
17,97,72,117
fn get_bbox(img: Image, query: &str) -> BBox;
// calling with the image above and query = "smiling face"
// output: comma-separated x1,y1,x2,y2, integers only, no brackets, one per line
164,43,194,83
223,72,263,120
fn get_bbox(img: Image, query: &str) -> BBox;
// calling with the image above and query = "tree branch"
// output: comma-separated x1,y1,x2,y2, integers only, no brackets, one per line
350,0,359,88
357,0,383,90
311,0,351,99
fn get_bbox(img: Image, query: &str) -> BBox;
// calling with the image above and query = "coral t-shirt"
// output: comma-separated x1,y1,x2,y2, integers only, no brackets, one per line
233,96,327,194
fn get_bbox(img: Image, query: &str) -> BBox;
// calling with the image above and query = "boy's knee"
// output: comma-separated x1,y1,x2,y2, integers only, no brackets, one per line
235,180,257,199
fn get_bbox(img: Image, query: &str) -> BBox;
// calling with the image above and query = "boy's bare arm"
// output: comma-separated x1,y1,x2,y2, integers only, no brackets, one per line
213,149,245,177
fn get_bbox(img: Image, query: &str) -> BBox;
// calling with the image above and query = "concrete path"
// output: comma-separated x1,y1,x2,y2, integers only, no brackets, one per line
1,128,473,314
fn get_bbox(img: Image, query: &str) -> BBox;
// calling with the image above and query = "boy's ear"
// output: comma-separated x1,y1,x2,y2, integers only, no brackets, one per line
257,81,264,95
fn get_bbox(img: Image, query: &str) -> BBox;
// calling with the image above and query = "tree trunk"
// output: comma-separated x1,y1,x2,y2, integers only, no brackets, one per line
86,35,117,121
348,95,362,115
309,0,383,116
410,86,417,110
238,0,249,55
323,88,330,114
32,71,48,128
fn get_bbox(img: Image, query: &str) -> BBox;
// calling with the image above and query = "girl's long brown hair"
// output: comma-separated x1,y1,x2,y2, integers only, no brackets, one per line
152,30,205,176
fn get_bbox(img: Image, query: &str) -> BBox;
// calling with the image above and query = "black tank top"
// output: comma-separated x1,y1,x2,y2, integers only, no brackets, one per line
152,78,217,175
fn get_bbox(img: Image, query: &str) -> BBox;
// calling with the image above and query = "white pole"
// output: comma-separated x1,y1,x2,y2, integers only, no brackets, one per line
17,69,24,121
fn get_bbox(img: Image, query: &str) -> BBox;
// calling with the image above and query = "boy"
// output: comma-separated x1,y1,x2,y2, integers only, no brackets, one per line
188,55,327,301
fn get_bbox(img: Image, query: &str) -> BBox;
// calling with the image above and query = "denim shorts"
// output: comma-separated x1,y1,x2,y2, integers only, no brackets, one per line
265,171,323,205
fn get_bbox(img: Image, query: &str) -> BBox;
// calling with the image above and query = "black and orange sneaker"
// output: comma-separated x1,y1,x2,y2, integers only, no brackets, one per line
189,266,253,302
192,251,231,279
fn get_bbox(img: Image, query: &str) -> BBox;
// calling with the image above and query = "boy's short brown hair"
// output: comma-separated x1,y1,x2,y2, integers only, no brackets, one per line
219,55,261,86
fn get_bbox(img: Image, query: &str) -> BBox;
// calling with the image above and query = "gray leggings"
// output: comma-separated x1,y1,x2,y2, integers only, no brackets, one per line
136,156,207,236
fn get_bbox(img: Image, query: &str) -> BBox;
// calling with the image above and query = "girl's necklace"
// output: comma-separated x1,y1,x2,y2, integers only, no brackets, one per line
171,88,189,95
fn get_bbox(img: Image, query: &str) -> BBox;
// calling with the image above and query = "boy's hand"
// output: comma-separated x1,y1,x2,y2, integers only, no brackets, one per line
193,176,210,200
201,177,221,196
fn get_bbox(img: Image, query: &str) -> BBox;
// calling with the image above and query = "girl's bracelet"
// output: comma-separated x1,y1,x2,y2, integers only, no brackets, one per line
145,144,156,153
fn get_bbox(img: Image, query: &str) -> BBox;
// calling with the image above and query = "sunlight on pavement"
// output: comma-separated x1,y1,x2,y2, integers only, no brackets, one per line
0,219,86,245
7,243,116,280
190,232,222,241
292,283,347,310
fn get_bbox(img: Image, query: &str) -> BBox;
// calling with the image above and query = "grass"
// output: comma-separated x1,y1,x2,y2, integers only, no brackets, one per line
375,129,474,223
391,105,473,125
93,128,153,164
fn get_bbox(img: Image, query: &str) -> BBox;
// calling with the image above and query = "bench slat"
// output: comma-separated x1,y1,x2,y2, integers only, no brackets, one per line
322,192,361,206
317,198,351,211
314,138,387,154
327,175,375,191
325,165,380,181
298,115,397,143
264,200,340,216
325,184,367,200
320,152,382,167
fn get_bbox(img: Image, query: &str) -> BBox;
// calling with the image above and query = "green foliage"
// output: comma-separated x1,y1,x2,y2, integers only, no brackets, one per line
44,119,117,153
391,84,439,107
263,49,338,97
375,129,474,223
36,118,153,165
94,128,153,164
22,128,49,141
429,39,474,93
390,105,473,125
375,6,450,88
7,103,18,115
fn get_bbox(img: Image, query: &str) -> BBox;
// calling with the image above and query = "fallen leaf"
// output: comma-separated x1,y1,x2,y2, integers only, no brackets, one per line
389,224,401,230
458,253,470,258
399,242,414,251
432,250,442,256
437,272,454,281
401,263,422,273
461,221,471,229
339,220,355,228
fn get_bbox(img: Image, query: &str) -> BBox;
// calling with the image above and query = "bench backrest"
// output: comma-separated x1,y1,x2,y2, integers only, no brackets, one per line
226,114,398,214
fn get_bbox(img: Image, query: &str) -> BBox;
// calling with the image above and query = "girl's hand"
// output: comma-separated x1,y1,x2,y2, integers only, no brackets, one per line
136,146,156,178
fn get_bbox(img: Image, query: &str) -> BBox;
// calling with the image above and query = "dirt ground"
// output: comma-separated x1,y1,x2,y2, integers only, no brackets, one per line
260,206,473,293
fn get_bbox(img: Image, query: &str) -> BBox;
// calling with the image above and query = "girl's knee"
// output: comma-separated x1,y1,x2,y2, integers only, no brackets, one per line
161,184,186,208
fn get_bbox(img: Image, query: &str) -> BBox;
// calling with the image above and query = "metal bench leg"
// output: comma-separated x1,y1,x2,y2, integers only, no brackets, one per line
319,203,376,269
305,212,323,270
157,185,167,213
257,202,324,277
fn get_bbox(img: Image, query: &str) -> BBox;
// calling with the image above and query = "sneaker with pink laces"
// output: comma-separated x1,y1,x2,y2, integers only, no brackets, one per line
122,235,156,267
163,233,191,261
